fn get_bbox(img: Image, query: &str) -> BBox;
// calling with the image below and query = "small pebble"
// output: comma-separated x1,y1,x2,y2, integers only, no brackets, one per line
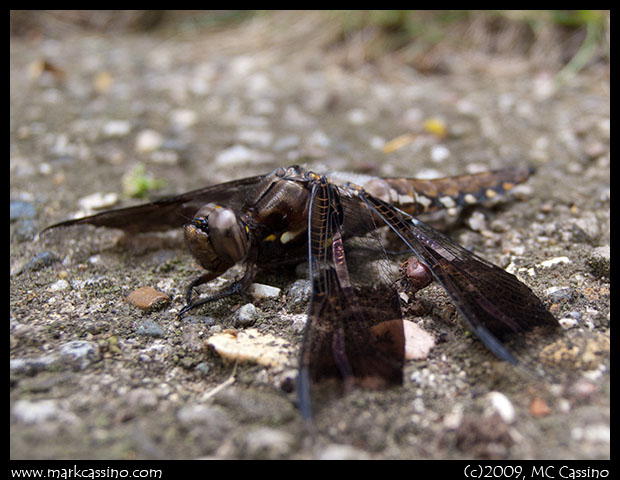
102,120,131,137
467,211,487,232
135,129,163,153
24,251,60,272
430,144,450,163
170,108,197,129
544,286,574,303
571,424,610,444
136,319,165,337
243,427,294,459
10,201,36,220
484,391,515,424
126,287,170,311
347,108,369,125
570,379,598,399
233,303,259,327
538,256,571,269
559,317,579,329
285,279,312,313
49,279,70,291
249,283,281,300
403,320,436,360
318,444,371,460
78,192,118,211
59,340,100,369
529,397,551,417
586,245,610,278
10,355,58,374
12,399,79,424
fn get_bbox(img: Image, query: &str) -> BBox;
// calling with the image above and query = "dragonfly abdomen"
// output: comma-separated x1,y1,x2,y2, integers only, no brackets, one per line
362,167,533,216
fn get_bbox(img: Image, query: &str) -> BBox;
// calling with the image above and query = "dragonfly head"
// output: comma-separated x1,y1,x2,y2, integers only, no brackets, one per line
184,203,250,273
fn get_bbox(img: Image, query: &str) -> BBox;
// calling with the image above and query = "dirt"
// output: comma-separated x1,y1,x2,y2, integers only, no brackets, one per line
10,14,609,459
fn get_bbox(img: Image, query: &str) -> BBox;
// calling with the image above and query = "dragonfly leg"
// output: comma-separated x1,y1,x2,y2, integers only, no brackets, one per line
178,266,255,317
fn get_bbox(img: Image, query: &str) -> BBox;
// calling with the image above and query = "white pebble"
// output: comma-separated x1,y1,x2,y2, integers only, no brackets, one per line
170,109,197,129
250,283,281,300
135,129,163,153
102,120,131,137
403,320,436,360
467,211,487,232
485,391,515,424
78,192,118,211
430,145,450,163
559,317,579,329
369,136,385,150
538,256,571,269
318,444,371,460
347,108,369,125
49,279,70,292
59,340,99,369
12,399,79,424
244,427,294,458
571,424,610,444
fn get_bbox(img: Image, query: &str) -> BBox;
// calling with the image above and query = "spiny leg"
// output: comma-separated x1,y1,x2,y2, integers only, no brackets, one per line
178,266,256,317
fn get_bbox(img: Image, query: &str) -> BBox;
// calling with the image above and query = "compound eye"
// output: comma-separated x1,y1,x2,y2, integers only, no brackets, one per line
191,204,218,233
184,203,249,273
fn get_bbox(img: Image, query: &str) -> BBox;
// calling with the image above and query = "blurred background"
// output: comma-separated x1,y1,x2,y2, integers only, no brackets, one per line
10,10,610,195
10,10,609,74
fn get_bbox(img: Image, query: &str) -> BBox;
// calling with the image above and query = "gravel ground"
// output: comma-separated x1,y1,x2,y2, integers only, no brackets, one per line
10,15,609,460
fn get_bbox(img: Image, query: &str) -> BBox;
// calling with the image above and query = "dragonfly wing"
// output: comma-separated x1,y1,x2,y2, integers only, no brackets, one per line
359,191,559,364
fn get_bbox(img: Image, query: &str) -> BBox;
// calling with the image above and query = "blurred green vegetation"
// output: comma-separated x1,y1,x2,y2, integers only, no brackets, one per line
122,164,166,199
331,10,608,79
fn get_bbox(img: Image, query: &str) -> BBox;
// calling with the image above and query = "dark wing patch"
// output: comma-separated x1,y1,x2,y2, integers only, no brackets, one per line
298,178,404,420
43,173,268,234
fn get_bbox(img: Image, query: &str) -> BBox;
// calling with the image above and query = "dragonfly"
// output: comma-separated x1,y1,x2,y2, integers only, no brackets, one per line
44,165,560,420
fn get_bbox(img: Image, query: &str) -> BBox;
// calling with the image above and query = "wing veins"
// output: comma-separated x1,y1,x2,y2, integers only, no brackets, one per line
358,191,558,363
